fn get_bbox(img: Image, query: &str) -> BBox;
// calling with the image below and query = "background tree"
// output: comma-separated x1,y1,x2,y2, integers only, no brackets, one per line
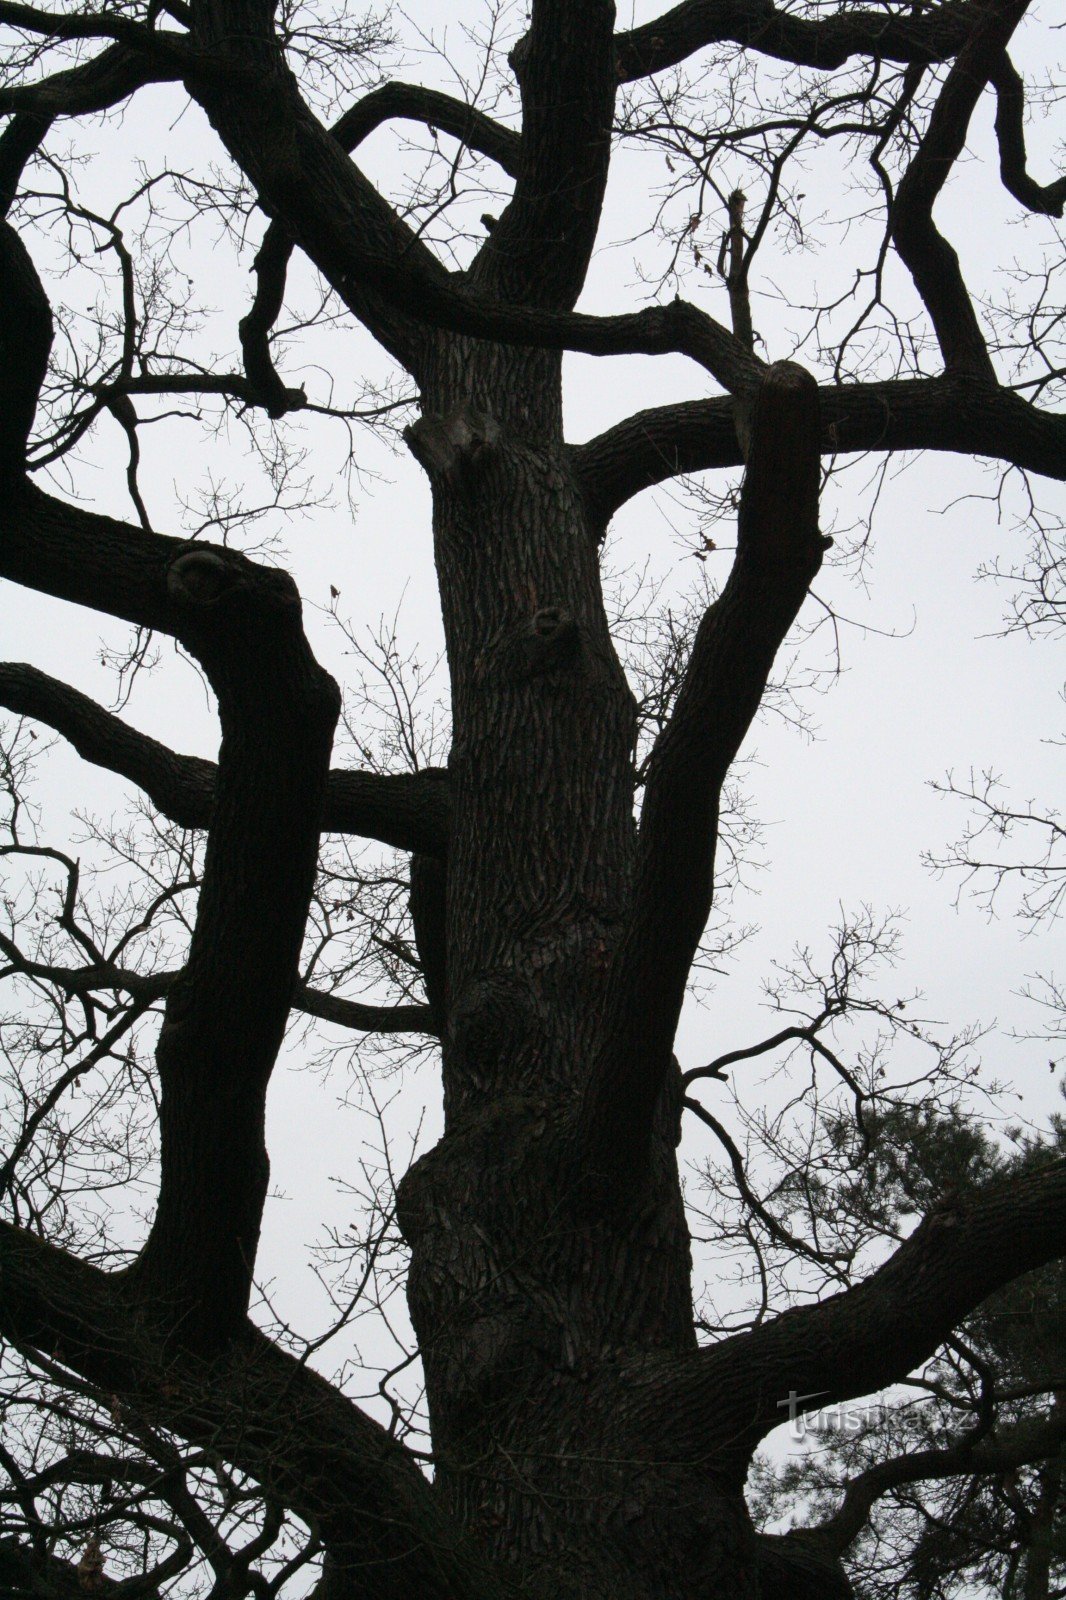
747,1106,1066,1600
0,0,1065,1597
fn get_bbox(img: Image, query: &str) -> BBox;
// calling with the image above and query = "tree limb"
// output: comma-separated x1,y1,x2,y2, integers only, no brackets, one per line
990,53,1066,217
0,36,186,118
891,0,1030,381
569,376,1066,527
0,1224,510,1599
331,82,521,179
0,2,146,42
577,363,825,1196
0,933,438,1035
646,1156,1066,1476
474,0,615,308
614,0,988,80
0,219,51,481
0,111,51,216
293,983,436,1036
234,83,521,405
0,663,450,854
126,547,339,1347
0,245,341,1338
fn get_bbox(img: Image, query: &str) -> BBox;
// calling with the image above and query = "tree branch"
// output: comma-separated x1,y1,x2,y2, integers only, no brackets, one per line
577,363,825,1196
814,1406,1066,1556
0,1223,510,1599
0,229,341,1338
0,111,51,216
293,983,436,1036
990,53,1066,217
669,1157,1066,1473
891,0,1030,381
234,83,521,403
0,663,450,854
614,0,988,80
331,82,521,178
0,37,186,118
0,220,52,481
473,0,615,307
0,661,216,825
0,2,145,42
125,549,339,1347
0,933,437,1035
569,376,1066,527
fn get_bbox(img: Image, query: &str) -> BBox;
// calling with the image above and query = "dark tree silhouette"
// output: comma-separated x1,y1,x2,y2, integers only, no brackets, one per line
1,0,1065,1596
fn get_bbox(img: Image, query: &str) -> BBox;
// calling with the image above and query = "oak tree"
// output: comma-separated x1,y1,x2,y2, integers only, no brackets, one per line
1,0,1065,1596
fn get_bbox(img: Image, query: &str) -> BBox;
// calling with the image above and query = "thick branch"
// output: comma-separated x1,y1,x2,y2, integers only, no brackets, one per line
0,111,50,216
615,0,987,79
569,376,1066,526
990,54,1066,217
0,220,51,480
0,664,449,853
0,934,437,1035
0,1223,509,1599
127,549,339,1347
0,37,185,118
0,662,216,825
0,1534,191,1597
0,2,144,42
234,83,520,403
0,479,277,636
891,0,1029,380
332,82,521,178
475,1,615,307
653,1157,1066,1474
294,984,436,1036
0,375,341,1342
583,1161,1066,1519
578,364,824,1195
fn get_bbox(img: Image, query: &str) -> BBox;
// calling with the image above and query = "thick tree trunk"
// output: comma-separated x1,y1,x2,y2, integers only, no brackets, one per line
395,338,767,1599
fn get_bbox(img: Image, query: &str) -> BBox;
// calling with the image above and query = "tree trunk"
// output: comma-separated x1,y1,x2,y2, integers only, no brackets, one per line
396,338,762,1599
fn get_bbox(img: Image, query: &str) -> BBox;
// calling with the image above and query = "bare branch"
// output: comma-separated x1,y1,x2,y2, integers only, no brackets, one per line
614,0,990,81
0,663,450,853
0,37,186,119
815,1406,1066,1556
570,376,1066,527
990,54,1066,218
891,0,1030,381
683,1157,1066,1466
578,363,825,1195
